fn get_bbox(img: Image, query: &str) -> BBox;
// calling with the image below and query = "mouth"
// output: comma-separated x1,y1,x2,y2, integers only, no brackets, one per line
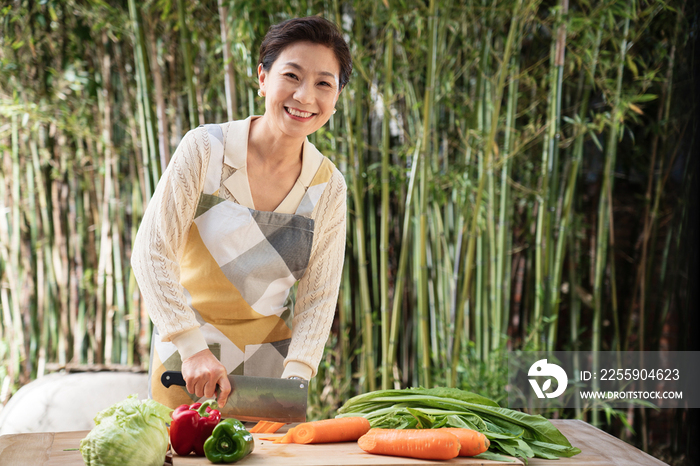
285,107,316,120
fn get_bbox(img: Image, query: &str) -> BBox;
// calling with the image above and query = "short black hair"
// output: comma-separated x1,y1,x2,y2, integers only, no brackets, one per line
258,16,352,89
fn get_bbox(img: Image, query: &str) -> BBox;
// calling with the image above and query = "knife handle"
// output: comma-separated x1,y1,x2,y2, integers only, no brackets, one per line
161,370,186,388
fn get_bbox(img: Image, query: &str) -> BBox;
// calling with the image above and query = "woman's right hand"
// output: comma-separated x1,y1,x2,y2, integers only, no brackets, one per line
181,349,232,407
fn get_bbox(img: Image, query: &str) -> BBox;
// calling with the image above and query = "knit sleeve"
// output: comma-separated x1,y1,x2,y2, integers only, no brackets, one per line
283,168,347,379
130,127,209,343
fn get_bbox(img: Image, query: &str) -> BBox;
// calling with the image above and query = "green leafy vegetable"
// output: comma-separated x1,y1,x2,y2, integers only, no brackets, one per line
80,394,173,466
336,387,581,461
475,451,517,462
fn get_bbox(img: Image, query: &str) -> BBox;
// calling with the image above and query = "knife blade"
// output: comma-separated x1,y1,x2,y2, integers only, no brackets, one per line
161,371,308,422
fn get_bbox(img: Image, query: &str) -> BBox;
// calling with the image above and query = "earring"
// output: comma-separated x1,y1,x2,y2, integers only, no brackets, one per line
333,108,337,114
258,89,264,97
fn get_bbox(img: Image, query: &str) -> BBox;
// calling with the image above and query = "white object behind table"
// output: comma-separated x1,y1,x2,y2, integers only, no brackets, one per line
0,371,148,434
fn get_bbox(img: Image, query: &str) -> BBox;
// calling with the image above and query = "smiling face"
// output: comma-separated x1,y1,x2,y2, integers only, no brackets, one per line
258,41,342,141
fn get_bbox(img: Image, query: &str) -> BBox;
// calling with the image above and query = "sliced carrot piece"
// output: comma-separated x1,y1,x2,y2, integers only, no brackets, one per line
439,428,490,456
264,422,286,433
250,421,271,433
251,420,287,434
358,428,461,461
273,427,297,444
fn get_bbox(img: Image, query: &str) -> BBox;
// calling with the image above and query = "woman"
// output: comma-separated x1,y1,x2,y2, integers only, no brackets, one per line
131,16,351,409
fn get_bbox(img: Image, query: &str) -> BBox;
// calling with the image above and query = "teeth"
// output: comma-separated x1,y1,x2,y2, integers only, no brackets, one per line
286,107,313,118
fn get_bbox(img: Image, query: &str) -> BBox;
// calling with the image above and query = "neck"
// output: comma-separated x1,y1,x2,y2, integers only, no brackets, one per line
248,115,305,168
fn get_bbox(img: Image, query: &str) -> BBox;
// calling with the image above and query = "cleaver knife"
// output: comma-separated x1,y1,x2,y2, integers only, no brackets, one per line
161,371,308,422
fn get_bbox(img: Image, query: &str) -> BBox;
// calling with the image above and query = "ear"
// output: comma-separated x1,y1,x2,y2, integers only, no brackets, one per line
257,63,266,92
333,85,344,106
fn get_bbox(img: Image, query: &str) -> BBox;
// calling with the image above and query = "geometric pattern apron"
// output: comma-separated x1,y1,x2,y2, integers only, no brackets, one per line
149,123,335,409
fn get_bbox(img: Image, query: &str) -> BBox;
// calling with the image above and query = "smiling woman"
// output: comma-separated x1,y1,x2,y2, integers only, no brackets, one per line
248,41,342,211
130,16,352,411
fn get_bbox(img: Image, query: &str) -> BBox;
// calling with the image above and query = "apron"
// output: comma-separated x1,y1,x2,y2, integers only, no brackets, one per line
149,122,335,408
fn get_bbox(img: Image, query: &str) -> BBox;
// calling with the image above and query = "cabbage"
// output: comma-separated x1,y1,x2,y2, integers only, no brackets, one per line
80,395,173,466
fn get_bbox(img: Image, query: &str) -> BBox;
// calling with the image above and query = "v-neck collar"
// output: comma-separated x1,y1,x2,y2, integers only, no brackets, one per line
221,116,324,214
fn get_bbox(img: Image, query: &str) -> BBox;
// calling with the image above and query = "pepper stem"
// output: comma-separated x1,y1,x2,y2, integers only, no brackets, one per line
218,439,232,452
196,399,219,417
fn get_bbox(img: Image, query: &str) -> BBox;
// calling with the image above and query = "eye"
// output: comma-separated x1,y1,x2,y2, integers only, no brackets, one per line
285,72,299,80
319,81,332,87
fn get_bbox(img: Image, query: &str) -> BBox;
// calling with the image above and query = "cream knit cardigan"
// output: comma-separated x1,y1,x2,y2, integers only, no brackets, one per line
131,122,347,380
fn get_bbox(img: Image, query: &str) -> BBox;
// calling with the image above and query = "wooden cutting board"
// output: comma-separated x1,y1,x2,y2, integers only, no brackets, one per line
0,430,519,466
0,420,668,466
174,434,520,465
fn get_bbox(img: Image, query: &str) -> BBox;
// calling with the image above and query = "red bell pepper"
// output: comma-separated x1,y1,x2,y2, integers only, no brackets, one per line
170,400,221,456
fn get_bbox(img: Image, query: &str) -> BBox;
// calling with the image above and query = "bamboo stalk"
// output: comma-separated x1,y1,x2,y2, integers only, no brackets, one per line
218,0,238,121
387,144,421,385
55,178,70,366
30,134,55,375
115,42,149,203
496,45,521,352
342,55,375,391
2,115,26,381
72,154,86,365
569,228,582,417
127,0,154,200
486,96,498,359
635,2,681,354
380,16,394,390
606,178,620,353
176,0,199,129
593,11,630,353
194,42,206,125
451,0,522,387
146,24,171,171
24,137,40,374
132,1,160,188
549,18,603,349
533,39,556,351
476,233,485,360
540,0,568,352
592,8,631,427
416,0,438,389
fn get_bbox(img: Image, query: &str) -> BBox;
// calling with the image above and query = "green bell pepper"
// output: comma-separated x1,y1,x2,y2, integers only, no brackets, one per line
203,418,254,463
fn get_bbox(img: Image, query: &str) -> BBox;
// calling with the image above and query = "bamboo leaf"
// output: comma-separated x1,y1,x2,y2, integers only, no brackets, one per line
630,93,658,102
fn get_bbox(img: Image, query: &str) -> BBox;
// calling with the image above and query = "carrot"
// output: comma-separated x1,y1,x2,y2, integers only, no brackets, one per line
273,427,297,443
250,421,286,433
439,428,490,456
291,417,371,444
250,421,269,433
357,428,461,460
266,422,286,433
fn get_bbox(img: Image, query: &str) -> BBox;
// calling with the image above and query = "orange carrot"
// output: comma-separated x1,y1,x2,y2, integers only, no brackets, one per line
291,417,371,444
264,422,285,433
273,427,297,443
250,420,286,433
249,421,269,433
357,428,461,460
439,428,490,456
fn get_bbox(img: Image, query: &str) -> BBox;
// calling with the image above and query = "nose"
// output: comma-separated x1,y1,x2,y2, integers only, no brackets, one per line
293,80,314,105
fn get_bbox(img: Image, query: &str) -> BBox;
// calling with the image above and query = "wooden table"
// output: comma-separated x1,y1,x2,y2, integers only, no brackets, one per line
0,420,668,466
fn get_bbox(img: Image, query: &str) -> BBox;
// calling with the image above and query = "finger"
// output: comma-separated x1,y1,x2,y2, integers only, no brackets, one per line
204,379,218,399
194,379,208,398
185,375,196,395
217,375,232,407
